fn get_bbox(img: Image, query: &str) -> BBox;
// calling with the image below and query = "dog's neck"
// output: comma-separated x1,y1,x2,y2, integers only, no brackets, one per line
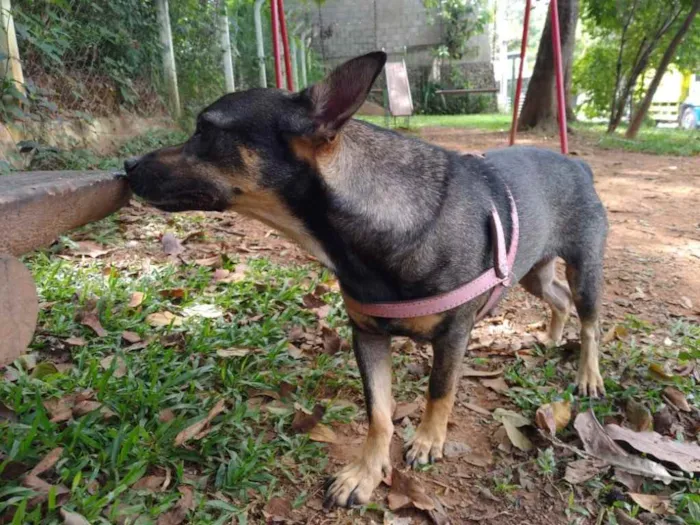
286,120,453,301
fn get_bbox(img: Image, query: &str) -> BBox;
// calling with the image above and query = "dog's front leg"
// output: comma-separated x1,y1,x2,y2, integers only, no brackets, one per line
405,318,471,468
324,328,393,508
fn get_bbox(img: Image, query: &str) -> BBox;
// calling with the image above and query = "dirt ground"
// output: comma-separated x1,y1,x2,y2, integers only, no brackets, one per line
207,128,699,524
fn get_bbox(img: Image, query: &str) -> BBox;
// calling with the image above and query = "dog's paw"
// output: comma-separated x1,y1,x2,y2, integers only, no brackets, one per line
404,424,445,469
576,365,605,397
323,459,389,508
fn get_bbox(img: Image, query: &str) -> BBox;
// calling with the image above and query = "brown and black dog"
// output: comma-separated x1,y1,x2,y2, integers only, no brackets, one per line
126,51,608,508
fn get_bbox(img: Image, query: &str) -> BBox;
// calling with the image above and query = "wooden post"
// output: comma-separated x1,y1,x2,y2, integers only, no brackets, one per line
0,0,24,95
155,0,181,118
219,2,235,93
0,254,38,367
254,0,267,87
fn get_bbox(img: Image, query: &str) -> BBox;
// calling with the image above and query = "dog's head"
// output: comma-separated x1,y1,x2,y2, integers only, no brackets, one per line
125,51,386,215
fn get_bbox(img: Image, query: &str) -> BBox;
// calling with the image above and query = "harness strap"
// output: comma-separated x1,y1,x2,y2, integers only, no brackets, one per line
341,186,519,320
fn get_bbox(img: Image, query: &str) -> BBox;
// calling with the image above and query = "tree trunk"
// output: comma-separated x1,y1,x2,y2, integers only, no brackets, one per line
625,1,700,139
517,0,579,131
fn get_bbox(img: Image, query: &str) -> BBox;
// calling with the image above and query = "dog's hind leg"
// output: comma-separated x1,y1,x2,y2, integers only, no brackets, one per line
564,233,607,397
520,258,572,346
325,329,393,508
405,318,471,468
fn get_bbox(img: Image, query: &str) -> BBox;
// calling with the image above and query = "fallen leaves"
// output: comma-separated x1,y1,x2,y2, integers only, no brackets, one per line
156,486,195,525
79,311,107,337
628,493,673,515
625,399,653,432
29,447,63,477
174,399,226,447
263,496,292,523
182,304,223,319
43,391,115,423
463,367,504,378
480,376,509,394
604,423,700,473
60,509,91,525
564,458,609,485
535,400,571,435
146,311,183,327
216,348,252,358
70,241,110,258
662,387,690,412
392,402,420,422
121,331,141,344
493,408,532,451
128,291,145,308
291,404,325,434
64,336,87,347
100,355,127,378
133,474,168,492
161,232,184,256
387,469,434,511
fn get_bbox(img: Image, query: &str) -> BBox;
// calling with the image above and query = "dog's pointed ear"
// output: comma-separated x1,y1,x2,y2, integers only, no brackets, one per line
301,51,386,138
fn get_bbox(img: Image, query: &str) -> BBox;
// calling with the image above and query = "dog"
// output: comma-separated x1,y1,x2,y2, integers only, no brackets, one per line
125,51,608,508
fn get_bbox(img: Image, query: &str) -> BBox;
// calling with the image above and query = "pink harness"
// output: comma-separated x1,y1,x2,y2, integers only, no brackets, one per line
342,187,519,322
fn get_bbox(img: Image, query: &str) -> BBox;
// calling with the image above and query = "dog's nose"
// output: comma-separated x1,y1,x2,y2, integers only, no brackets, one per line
124,156,143,172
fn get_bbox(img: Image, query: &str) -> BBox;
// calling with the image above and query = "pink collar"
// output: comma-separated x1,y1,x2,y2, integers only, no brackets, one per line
342,187,519,322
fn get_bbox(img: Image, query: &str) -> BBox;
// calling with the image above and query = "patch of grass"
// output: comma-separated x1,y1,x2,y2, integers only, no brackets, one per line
573,122,700,157
503,316,700,521
0,240,364,523
357,113,512,132
24,128,189,172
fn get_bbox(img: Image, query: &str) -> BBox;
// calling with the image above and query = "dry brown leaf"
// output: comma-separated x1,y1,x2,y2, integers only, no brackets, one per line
60,508,90,525
480,377,509,394
462,367,504,378
308,423,337,443
392,402,420,422
79,312,107,337
216,348,251,358
320,326,341,355
29,447,63,477
604,423,700,473
100,355,127,378
628,493,673,515
492,408,529,427
194,255,221,267
501,421,533,451
443,441,471,458
71,400,103,417
146,311,183,328
133,475,167,492
649,363,673,381
301,293,326,309
662,387,691,412
263,496,292,522
574,410,675,483
291,404,325,434
174,399,226,447
653,406,674,435
464,403,491,416
157,486,195,525
128,291,145,308
43,397,73,423
122,331,141,344
161,233,184,256
625,399,653,432
159,288,186,300
614,468,643,492
159,409,176,423
464,452,493,467
286,343,304,359
71,241,110,258
535,400,571,435
65,336,87,347
387,469,435,511
564,458,609,484
680,296,693,310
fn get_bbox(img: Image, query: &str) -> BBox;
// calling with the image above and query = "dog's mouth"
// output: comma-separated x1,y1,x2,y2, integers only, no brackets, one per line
128,170,233,213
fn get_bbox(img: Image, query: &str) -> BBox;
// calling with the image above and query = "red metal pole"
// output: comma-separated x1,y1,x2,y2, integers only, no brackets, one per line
277,0,294,91
509,0,531,146
270,0,282,88
550,0,569,154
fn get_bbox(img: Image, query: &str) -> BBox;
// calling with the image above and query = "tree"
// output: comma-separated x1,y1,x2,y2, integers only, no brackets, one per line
579,0,692,133
625,1,700,138
517,0,579,131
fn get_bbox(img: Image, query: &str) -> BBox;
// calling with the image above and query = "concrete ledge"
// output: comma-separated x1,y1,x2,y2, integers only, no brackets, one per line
0,171,131,256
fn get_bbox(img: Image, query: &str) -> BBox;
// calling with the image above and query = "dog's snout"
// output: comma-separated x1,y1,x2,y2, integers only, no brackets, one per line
124,155,143,172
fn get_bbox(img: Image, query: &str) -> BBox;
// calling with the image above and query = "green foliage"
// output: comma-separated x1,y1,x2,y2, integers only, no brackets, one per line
573,38,618,118
423,0,490,60
575,0,700,122
14,0,162,115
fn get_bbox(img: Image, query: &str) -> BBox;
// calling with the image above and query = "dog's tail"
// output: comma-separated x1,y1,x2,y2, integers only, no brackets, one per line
574,159,594,182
